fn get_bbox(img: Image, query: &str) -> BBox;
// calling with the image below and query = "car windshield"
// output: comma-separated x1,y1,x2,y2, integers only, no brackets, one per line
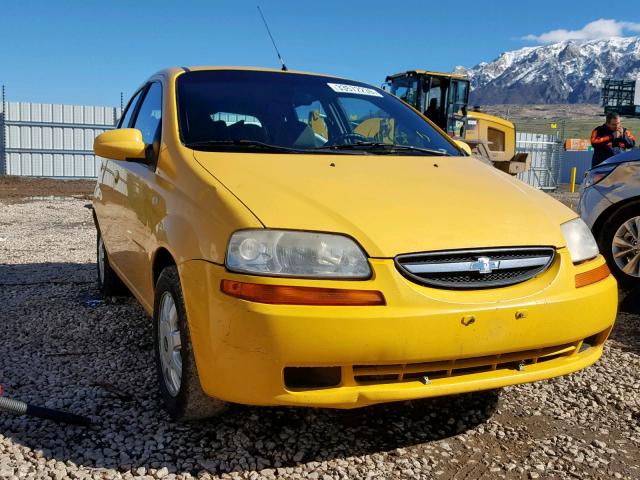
176,70,461,156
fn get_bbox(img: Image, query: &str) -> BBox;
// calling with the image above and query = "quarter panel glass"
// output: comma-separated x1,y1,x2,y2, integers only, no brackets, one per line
118,89,144,128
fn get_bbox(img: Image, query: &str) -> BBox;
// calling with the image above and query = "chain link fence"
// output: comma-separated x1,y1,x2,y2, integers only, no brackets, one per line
516,120,566,191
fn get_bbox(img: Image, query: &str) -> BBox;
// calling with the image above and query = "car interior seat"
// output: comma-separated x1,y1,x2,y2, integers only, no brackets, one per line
227,121,268,143
279,120,320,148
187,111,231,142
308,110,328,139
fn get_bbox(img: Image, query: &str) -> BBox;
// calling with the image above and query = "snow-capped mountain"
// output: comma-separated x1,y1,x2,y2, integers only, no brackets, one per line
458,37,640,104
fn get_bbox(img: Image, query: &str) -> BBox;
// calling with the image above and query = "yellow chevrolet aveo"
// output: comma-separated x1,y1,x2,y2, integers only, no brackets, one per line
93,67,617,420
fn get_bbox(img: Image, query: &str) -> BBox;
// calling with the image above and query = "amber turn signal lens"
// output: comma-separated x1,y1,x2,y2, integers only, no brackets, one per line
575,263,610,288
220,280,386,306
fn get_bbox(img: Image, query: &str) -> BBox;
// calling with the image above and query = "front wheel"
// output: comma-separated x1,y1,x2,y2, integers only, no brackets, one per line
153,266,227,420
96,230,129,297
598,202,640,288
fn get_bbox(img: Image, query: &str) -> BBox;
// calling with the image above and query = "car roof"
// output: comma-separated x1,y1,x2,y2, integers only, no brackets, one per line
151,66,352,83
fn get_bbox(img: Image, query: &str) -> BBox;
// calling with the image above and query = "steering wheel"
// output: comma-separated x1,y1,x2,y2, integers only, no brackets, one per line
327,132,369,146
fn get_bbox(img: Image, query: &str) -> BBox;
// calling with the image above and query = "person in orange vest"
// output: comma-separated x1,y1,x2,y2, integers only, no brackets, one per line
591,112,635,167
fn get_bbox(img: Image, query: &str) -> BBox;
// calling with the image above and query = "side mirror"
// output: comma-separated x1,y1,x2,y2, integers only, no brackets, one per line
454,140,472,156
94,128,146,161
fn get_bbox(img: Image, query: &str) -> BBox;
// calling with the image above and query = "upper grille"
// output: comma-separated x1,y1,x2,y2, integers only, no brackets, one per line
395,247,556,290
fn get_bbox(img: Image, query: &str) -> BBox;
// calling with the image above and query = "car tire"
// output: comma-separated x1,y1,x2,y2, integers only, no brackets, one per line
597,201,640,288
96,230,129,297
153,265,227,420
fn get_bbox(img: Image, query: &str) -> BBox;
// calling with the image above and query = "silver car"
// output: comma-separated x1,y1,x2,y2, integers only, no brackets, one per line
580,149,640,286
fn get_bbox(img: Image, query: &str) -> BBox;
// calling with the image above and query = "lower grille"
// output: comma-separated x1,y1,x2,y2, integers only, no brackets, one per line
395,247,555,290
353,332,605,385
282,330,609,391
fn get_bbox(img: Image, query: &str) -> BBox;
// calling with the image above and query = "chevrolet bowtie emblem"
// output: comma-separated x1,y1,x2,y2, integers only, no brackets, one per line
470,256,500,274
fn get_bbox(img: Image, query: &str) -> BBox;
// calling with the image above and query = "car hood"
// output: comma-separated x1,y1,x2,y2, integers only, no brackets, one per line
600,149,640,166
193,152,576,258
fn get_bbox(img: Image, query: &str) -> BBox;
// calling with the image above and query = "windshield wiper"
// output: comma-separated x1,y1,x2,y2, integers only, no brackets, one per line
185,139,302,153
313,142,451,156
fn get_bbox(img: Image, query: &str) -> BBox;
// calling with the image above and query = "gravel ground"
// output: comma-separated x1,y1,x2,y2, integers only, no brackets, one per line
548,186,580,211
0,191,639,479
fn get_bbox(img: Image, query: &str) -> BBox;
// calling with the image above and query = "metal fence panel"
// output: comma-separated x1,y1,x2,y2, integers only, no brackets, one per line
0,100,118,178
561,151,593,183
5,151,102,178
516,131,562,190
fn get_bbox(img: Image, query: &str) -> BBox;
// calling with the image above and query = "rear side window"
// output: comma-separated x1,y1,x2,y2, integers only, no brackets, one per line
212,112,262,127
133,82,163,145
118,89,144,128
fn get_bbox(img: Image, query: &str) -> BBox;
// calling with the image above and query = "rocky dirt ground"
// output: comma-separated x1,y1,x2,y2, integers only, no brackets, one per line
0,177,638,480
481,104,603,121
0,176,95,204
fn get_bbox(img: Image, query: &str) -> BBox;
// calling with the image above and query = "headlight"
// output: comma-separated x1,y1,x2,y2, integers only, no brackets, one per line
560,218,599,263
583,164,616,188
226,230,371,278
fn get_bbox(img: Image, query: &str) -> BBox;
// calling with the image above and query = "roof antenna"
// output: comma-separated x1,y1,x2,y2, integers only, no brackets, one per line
257,5,288,71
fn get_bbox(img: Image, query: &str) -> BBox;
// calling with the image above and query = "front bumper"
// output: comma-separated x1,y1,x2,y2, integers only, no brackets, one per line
179,250,617,408
579,185,613,230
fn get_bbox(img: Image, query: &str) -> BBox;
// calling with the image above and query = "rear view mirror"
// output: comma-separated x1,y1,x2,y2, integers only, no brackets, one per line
454,140,472,156
94,128,146,161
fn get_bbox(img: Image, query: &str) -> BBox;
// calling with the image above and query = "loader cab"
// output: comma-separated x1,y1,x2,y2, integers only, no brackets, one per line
384,69,528,175
385,71,470,138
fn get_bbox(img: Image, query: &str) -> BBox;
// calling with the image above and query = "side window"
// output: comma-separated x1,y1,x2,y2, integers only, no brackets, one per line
424,78,443,115
212,112,262,127
389,77,418,105
339,97,386,125
295,101,328,141
118,90,144,128
339,97,394,143
133,82,163,145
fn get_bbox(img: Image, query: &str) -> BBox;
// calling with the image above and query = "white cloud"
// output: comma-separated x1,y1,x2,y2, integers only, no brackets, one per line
522,19,640,44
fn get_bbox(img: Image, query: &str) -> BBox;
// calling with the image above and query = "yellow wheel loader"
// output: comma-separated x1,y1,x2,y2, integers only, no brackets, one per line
384,70,529,174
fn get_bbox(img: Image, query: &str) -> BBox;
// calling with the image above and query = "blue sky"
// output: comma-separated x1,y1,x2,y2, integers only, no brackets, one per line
1,1,639,107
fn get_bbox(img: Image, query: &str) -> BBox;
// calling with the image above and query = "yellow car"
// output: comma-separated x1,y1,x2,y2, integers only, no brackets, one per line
93,67,617,420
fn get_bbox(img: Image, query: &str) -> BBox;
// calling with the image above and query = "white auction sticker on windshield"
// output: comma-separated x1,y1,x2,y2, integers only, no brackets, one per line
327,83,383,97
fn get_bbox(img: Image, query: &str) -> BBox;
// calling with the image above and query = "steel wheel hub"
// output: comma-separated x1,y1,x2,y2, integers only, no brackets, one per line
612,215,640,278
158,292,182,397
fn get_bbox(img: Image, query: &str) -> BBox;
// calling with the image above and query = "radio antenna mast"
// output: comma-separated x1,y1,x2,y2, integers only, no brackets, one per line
257,6,288,71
